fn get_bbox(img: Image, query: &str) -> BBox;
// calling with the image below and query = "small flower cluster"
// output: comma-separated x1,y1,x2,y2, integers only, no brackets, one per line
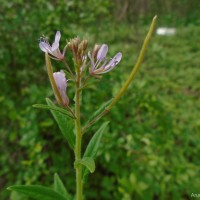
39,31,65,60
88,44,122,76
39,31,122,107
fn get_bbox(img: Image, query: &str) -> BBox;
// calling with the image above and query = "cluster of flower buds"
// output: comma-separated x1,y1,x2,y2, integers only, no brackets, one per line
39,31,122,107
67,37,88,66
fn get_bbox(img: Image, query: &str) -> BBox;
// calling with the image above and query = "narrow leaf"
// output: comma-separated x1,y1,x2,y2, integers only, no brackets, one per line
78,78,99,91
79,157,95,173
7,185,67,200
54,173,71,199
84,121,109,158
85,99,112,126
82,121,109,179
63,70,76,81
46,98,75,150
33,104,75,119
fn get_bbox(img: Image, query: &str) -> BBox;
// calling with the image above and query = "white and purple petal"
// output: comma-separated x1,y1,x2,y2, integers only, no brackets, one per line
39,31,64,60
52,31,61,51
39,41,52,53
88,51,96,70
53,71,67,91
51,49,64,60
97,44,108,61
39,42,47,52
53,71,69,105
98,52,122,74
106,52,122,68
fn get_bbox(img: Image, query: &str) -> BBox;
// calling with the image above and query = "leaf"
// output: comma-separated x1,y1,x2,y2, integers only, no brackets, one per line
7,185,67,200
82,121,109,179
54,173,72,199
84,121,109,158
78,78,99,91
63,70,76,81
33,104,76,119
85,99,112,126
79,157,95,173
46,98,75,150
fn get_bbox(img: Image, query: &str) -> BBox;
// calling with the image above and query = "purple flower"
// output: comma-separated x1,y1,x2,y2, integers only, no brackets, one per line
39,31,65,60
53,71,69,106
88,44,122,75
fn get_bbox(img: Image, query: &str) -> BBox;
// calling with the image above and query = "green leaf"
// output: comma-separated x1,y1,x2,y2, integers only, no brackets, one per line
85,99,112,126
84,121,109,158
46,98,75,150
82,121,109,179
63,70,75,81
79,157,95,173
7,185,67,200
78,78,99,91
33,104,76,119
83,99,113,130
54,173,71,199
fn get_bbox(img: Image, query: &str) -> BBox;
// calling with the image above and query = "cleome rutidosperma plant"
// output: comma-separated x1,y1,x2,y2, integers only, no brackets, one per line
8,16,157,200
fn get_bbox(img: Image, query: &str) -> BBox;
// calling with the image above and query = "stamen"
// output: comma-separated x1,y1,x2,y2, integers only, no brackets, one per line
39,36,49,42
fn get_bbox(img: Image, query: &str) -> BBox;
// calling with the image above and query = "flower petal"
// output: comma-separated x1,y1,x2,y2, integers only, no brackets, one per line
51,49,64,60
108,52,122,67
39,41,52,53
97,44,108,61
53,70,69,105
53,71,67,91
52,31,61,51
104,52,122,69
39,42,47,52
100,52,122,73
88,51,95,70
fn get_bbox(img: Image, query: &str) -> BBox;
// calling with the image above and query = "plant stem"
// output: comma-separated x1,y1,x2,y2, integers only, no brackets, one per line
63,59,76,79
106,15,157,110
45,53,63,105
75,68,83,200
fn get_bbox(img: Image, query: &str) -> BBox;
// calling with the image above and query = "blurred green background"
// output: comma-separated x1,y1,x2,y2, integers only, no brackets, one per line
0,0,200,199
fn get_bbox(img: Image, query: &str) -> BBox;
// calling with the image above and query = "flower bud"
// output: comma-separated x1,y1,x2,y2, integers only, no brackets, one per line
92,44,100,59
68,37,81,54
79,39,88,52
53,71,69,106
68,37,88,66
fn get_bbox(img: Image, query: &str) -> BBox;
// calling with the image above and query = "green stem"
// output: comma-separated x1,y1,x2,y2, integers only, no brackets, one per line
63,59,76,79
75,69,83,200
45,53,63,105
107,15,157,110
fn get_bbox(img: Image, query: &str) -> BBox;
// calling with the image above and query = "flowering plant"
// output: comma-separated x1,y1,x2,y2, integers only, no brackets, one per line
8,16,157,200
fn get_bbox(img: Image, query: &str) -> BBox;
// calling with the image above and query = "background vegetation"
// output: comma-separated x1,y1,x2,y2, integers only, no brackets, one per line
0,0,200,199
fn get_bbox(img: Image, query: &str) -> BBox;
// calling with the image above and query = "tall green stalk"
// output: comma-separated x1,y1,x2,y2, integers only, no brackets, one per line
75,67,83,200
